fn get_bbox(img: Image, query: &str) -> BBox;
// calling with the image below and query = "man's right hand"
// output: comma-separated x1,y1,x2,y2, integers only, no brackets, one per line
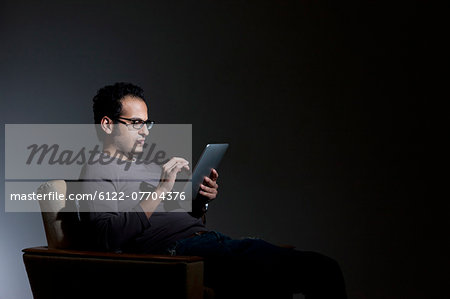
156,157,190,194
141,157,189,219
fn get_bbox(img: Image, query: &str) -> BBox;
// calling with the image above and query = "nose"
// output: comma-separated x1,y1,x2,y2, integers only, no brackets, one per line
139,124,149,137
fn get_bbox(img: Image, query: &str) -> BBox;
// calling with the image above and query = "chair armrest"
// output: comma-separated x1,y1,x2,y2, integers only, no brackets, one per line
22,246,206,299
22,246,203,262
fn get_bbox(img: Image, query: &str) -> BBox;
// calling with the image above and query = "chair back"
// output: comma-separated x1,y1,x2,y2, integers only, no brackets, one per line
37,180,71,249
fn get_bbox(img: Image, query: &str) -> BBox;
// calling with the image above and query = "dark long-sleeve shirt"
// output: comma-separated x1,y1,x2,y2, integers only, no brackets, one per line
66,153,206,253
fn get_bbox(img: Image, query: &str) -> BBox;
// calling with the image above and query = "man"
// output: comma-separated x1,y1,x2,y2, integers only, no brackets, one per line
67,82,347,298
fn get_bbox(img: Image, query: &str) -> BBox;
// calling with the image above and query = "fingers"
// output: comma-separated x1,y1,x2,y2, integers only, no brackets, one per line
210,168,219,180
167,162,189,174
203,176,218,189
199,171,219,200
200,183,218,194
162,157,190,174
199,186,217,200
159,158,190,187
163,157,189,171
199,190,216,200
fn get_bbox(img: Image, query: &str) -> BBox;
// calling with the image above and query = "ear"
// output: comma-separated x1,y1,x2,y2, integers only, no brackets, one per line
100,116,114,134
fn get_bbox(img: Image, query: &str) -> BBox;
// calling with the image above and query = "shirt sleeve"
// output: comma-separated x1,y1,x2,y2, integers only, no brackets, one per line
78,178,151,252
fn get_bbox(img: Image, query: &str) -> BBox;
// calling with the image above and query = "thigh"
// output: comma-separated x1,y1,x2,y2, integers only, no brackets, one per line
175,231,290,264
173,231,233,257
177,234,295,288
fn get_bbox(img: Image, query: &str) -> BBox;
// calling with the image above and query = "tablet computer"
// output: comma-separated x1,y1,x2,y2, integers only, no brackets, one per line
189,143,229,199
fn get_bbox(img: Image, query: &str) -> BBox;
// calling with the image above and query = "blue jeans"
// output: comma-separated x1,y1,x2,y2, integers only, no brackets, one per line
166,231,347,298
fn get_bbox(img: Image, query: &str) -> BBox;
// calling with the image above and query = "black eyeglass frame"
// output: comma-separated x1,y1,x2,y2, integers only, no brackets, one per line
114,117,155,130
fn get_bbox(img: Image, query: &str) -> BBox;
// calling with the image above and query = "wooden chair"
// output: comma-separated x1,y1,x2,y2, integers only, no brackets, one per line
22,180,214,299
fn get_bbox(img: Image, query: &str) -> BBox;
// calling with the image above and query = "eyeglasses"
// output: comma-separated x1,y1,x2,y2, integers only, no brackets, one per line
115,117,155,131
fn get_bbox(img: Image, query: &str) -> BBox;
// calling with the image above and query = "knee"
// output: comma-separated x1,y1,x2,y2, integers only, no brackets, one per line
321,253,340,269
307,252,344,278
325,256,343,278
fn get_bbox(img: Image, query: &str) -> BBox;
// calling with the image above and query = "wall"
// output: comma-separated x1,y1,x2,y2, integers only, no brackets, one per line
0,1,437,298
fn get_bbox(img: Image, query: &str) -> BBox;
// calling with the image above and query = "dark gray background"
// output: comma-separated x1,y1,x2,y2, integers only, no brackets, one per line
0,1,440,298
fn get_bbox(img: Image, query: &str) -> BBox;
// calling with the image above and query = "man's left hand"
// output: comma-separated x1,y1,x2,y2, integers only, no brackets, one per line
198,168,219,201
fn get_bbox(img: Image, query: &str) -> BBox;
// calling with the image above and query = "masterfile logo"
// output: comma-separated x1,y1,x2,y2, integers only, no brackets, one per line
4,124,192,212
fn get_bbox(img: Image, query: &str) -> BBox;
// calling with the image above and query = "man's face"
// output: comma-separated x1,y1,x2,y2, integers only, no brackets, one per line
110,96,149,157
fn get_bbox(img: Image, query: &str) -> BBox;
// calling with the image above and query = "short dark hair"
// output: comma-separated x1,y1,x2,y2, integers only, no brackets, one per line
92,82,146,124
